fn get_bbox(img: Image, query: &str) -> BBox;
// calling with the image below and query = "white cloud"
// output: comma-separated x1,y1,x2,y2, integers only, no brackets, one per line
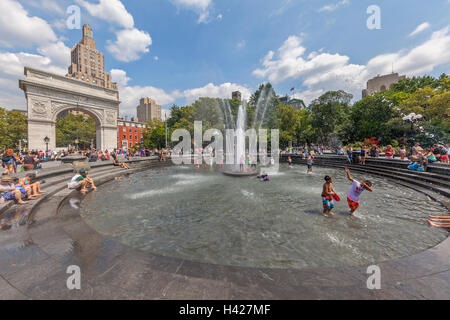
114,71,251,116
0,1,74,110
107,28,152,62
118,85,180,115
154,56,159,61
76,0,134,29
217,13,223,21
77,0,152,63
182,82,252,104
367,26,450,76
0,50,69,110
21,0,65,15
171,0,213,24
253,26,450,103
270,0,292,17
0,51,67,79
237,40,246,49
111,69,131,87
37,41,71,68
318,0,350,13
0,0,58,48
409,22,431,37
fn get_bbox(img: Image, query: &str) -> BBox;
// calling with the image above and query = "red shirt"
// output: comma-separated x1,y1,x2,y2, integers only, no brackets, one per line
385,148,394,157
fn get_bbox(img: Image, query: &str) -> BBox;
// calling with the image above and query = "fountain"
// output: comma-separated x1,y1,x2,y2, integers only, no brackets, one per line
220,85,274,177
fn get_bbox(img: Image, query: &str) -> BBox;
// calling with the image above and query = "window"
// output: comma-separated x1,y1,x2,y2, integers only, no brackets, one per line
129,129,132,133
135,136,138,140
129,142,132,148
129,135,132,140
123,135,126,139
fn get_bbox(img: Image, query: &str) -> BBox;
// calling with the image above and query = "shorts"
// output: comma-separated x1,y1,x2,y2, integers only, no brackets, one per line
23,164,34,171
347,197,360,211
322,196,334,210
68,182,82,190
307,164,312,169
441,155,449,161
2,191,16,201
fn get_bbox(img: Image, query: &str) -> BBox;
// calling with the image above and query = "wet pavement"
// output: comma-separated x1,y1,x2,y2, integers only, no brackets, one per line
0,188,448,300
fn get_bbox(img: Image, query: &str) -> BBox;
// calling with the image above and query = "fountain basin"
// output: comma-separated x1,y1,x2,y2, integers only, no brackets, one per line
79,165,448,270
222,170,259,177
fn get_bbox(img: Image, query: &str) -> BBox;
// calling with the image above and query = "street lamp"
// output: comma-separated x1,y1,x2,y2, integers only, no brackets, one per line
165,120,169,149
44,136,50,153
74,138,79,152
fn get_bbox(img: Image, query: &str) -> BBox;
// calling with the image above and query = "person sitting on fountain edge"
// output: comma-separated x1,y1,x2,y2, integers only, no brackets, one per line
345,168,373,216
322,176,337,217
68,169,97,195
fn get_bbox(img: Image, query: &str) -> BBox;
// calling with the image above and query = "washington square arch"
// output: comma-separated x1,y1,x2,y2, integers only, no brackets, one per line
19,67,119,151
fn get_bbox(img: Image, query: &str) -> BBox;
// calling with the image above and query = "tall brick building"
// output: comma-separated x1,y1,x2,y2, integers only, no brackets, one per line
67,24,117,90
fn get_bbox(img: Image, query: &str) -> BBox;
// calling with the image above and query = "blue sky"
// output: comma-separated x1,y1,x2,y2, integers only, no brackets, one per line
0,0,449,118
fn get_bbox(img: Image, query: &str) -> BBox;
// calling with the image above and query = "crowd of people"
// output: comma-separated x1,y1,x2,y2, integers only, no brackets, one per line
0,146,168,207
282,142,449,173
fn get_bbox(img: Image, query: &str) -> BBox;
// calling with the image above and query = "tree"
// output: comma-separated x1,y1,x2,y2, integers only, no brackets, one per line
278,104,313,147
308,90,353,144
143,119,166,149
349,93,401,144
192,98,225,132
400,86,450,122
0,108,27,149
56,114,96,148
392,75,443,93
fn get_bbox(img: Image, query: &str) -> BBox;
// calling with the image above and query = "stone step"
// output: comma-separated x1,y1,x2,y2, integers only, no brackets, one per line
0,166,133,223
351,163,450,180
319,162,450,198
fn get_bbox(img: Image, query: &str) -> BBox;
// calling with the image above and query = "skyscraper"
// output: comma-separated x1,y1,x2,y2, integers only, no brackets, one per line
137,98,162,122
67,24,117,90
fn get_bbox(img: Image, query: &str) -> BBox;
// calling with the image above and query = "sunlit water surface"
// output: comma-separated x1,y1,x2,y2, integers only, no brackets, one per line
80,165,448,269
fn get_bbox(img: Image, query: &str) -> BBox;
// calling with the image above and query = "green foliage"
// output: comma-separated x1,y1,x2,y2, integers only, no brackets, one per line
392,75,443,93
308,90,353,144
278,104,313,147
349,93,401,144
0,109,27,149
56,113,96,148
143,119,166,149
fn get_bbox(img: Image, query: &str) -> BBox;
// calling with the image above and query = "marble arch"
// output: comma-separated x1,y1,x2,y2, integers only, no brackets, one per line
19,67,120,151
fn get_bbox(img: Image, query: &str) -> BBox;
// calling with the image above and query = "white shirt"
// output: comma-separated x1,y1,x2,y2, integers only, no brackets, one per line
348,180,365,202
68,174,85,188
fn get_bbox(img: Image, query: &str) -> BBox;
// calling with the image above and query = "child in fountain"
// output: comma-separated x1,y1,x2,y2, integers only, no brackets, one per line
321,176,337,217
306,153,314,174
345,168,373,216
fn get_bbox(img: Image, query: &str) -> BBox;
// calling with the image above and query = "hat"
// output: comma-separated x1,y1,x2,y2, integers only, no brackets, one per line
1,177,13,182
79,169,87,174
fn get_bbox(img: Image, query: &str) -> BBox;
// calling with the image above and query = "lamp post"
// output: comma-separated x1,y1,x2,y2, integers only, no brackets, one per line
74,138,79,152
165,120,169,149
44,136,50,153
